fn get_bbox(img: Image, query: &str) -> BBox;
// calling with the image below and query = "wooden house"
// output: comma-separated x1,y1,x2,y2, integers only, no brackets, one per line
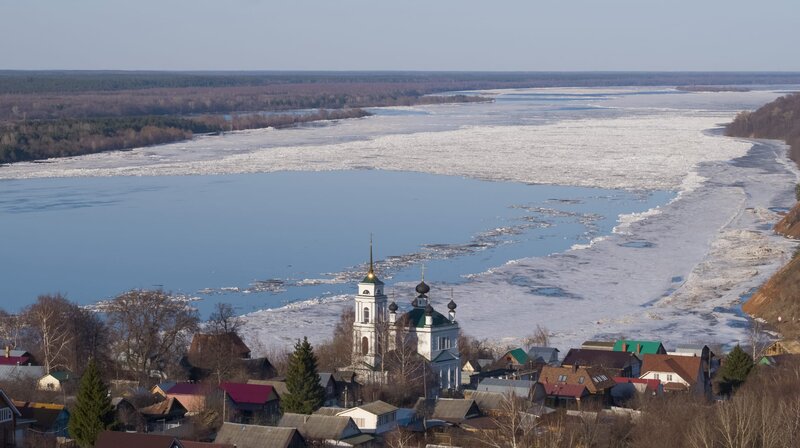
0,390,21,448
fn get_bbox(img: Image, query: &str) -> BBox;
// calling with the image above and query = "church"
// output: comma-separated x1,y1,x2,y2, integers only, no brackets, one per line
350,246,462,393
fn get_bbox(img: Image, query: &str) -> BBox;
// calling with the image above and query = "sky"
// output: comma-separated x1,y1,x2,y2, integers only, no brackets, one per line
2,0,799,71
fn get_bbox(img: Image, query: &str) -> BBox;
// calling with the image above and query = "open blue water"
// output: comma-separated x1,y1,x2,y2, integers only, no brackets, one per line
0,170,672,315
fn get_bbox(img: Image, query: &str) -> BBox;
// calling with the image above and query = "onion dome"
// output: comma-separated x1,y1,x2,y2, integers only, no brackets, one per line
447,299,457,311
425,303,434,316
415,280,430,296
388,301,398,313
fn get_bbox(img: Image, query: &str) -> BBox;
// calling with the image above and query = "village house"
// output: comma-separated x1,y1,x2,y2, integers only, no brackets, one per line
183,332,275,381
215,422,307,448
219,382,280,425
539,365,617,405
138,397,188,432
613,340,667,358
163,383,209,414
527,347,561,365
415,398,482,425
764,339,800,356
278,413,372,446
561,348,642,377
639,354,706,395
0,348,36,366
0,390,21,448
336,400,398,435
611,377,663,403
475,378,545,401
37,371,73,391
13,401,70,440
541,383,589,409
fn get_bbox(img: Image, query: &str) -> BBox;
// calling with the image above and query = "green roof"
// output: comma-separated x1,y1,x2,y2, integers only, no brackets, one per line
613,340,665,355
406,308,452,328
49,371,72,382
503,348,530,365
361,271,384,285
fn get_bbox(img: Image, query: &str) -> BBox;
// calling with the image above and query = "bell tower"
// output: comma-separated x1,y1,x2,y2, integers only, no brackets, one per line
352,237,388,370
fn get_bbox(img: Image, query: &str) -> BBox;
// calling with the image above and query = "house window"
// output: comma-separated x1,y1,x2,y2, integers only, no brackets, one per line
578,376,585,384
667,374,673,382
0,407,11,423
353,417,365,427
361,337,369,356
557,375,567,382
653,373,660,380
363,307,370,323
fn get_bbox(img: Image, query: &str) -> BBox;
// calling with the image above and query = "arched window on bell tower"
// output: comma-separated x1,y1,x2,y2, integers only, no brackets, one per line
361,336,369,355
363,307,370,323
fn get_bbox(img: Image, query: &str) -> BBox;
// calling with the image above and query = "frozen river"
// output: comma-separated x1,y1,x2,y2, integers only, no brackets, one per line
1,85,798,352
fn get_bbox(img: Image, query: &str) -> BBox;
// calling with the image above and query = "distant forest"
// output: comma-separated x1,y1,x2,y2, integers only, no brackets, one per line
726,92,800,162
3,71,800,164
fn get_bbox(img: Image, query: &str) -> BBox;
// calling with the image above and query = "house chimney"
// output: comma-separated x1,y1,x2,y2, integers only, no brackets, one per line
636,344,641,354
622,343,627,352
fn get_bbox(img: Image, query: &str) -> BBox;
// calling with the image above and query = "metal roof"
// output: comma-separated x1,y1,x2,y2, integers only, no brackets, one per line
215,422,300,448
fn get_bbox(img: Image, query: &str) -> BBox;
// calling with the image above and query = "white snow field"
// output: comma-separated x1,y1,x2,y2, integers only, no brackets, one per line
3,87,797,353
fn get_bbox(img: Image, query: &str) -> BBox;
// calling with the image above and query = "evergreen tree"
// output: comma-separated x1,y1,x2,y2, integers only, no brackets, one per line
281,337,325,414
718,344,754,395
68,359,113,448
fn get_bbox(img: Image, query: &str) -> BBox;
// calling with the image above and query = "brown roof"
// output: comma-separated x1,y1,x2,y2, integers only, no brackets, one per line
189,332,251,361
95,431,181,448
539,365,617,394
215,422,302,448
641,354,702,385
138,397,187,418
561,349,639,371
247,379,289,398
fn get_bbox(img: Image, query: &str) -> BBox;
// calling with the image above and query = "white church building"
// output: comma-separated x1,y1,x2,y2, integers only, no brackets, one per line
350,246,461,393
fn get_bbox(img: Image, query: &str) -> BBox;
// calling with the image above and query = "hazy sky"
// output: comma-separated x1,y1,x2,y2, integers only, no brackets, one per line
3,0,799,71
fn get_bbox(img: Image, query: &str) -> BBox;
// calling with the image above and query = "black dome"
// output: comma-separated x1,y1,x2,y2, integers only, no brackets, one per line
425,303,434,316
447,299,457,311
388,301,398,312
416,280,430,295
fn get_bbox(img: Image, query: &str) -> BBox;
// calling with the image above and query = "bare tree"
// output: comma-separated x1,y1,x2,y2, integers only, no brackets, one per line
385,427,418,448
476,392,537,448
0,309,26,349
384,323,430,405
522,324,550,350
316,309,354,372
23,294,75,373
106,289,199,383
207,303,242,335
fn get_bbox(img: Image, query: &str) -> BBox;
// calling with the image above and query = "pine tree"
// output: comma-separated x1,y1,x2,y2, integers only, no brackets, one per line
281,337,325,414
718,344,754,395
68,359,113,448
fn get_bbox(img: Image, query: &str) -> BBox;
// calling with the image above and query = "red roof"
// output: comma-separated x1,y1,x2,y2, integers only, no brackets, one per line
543,383,588,398
166,383,205,396
0,356,30,365
219,382,275,405
613,377,661,393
